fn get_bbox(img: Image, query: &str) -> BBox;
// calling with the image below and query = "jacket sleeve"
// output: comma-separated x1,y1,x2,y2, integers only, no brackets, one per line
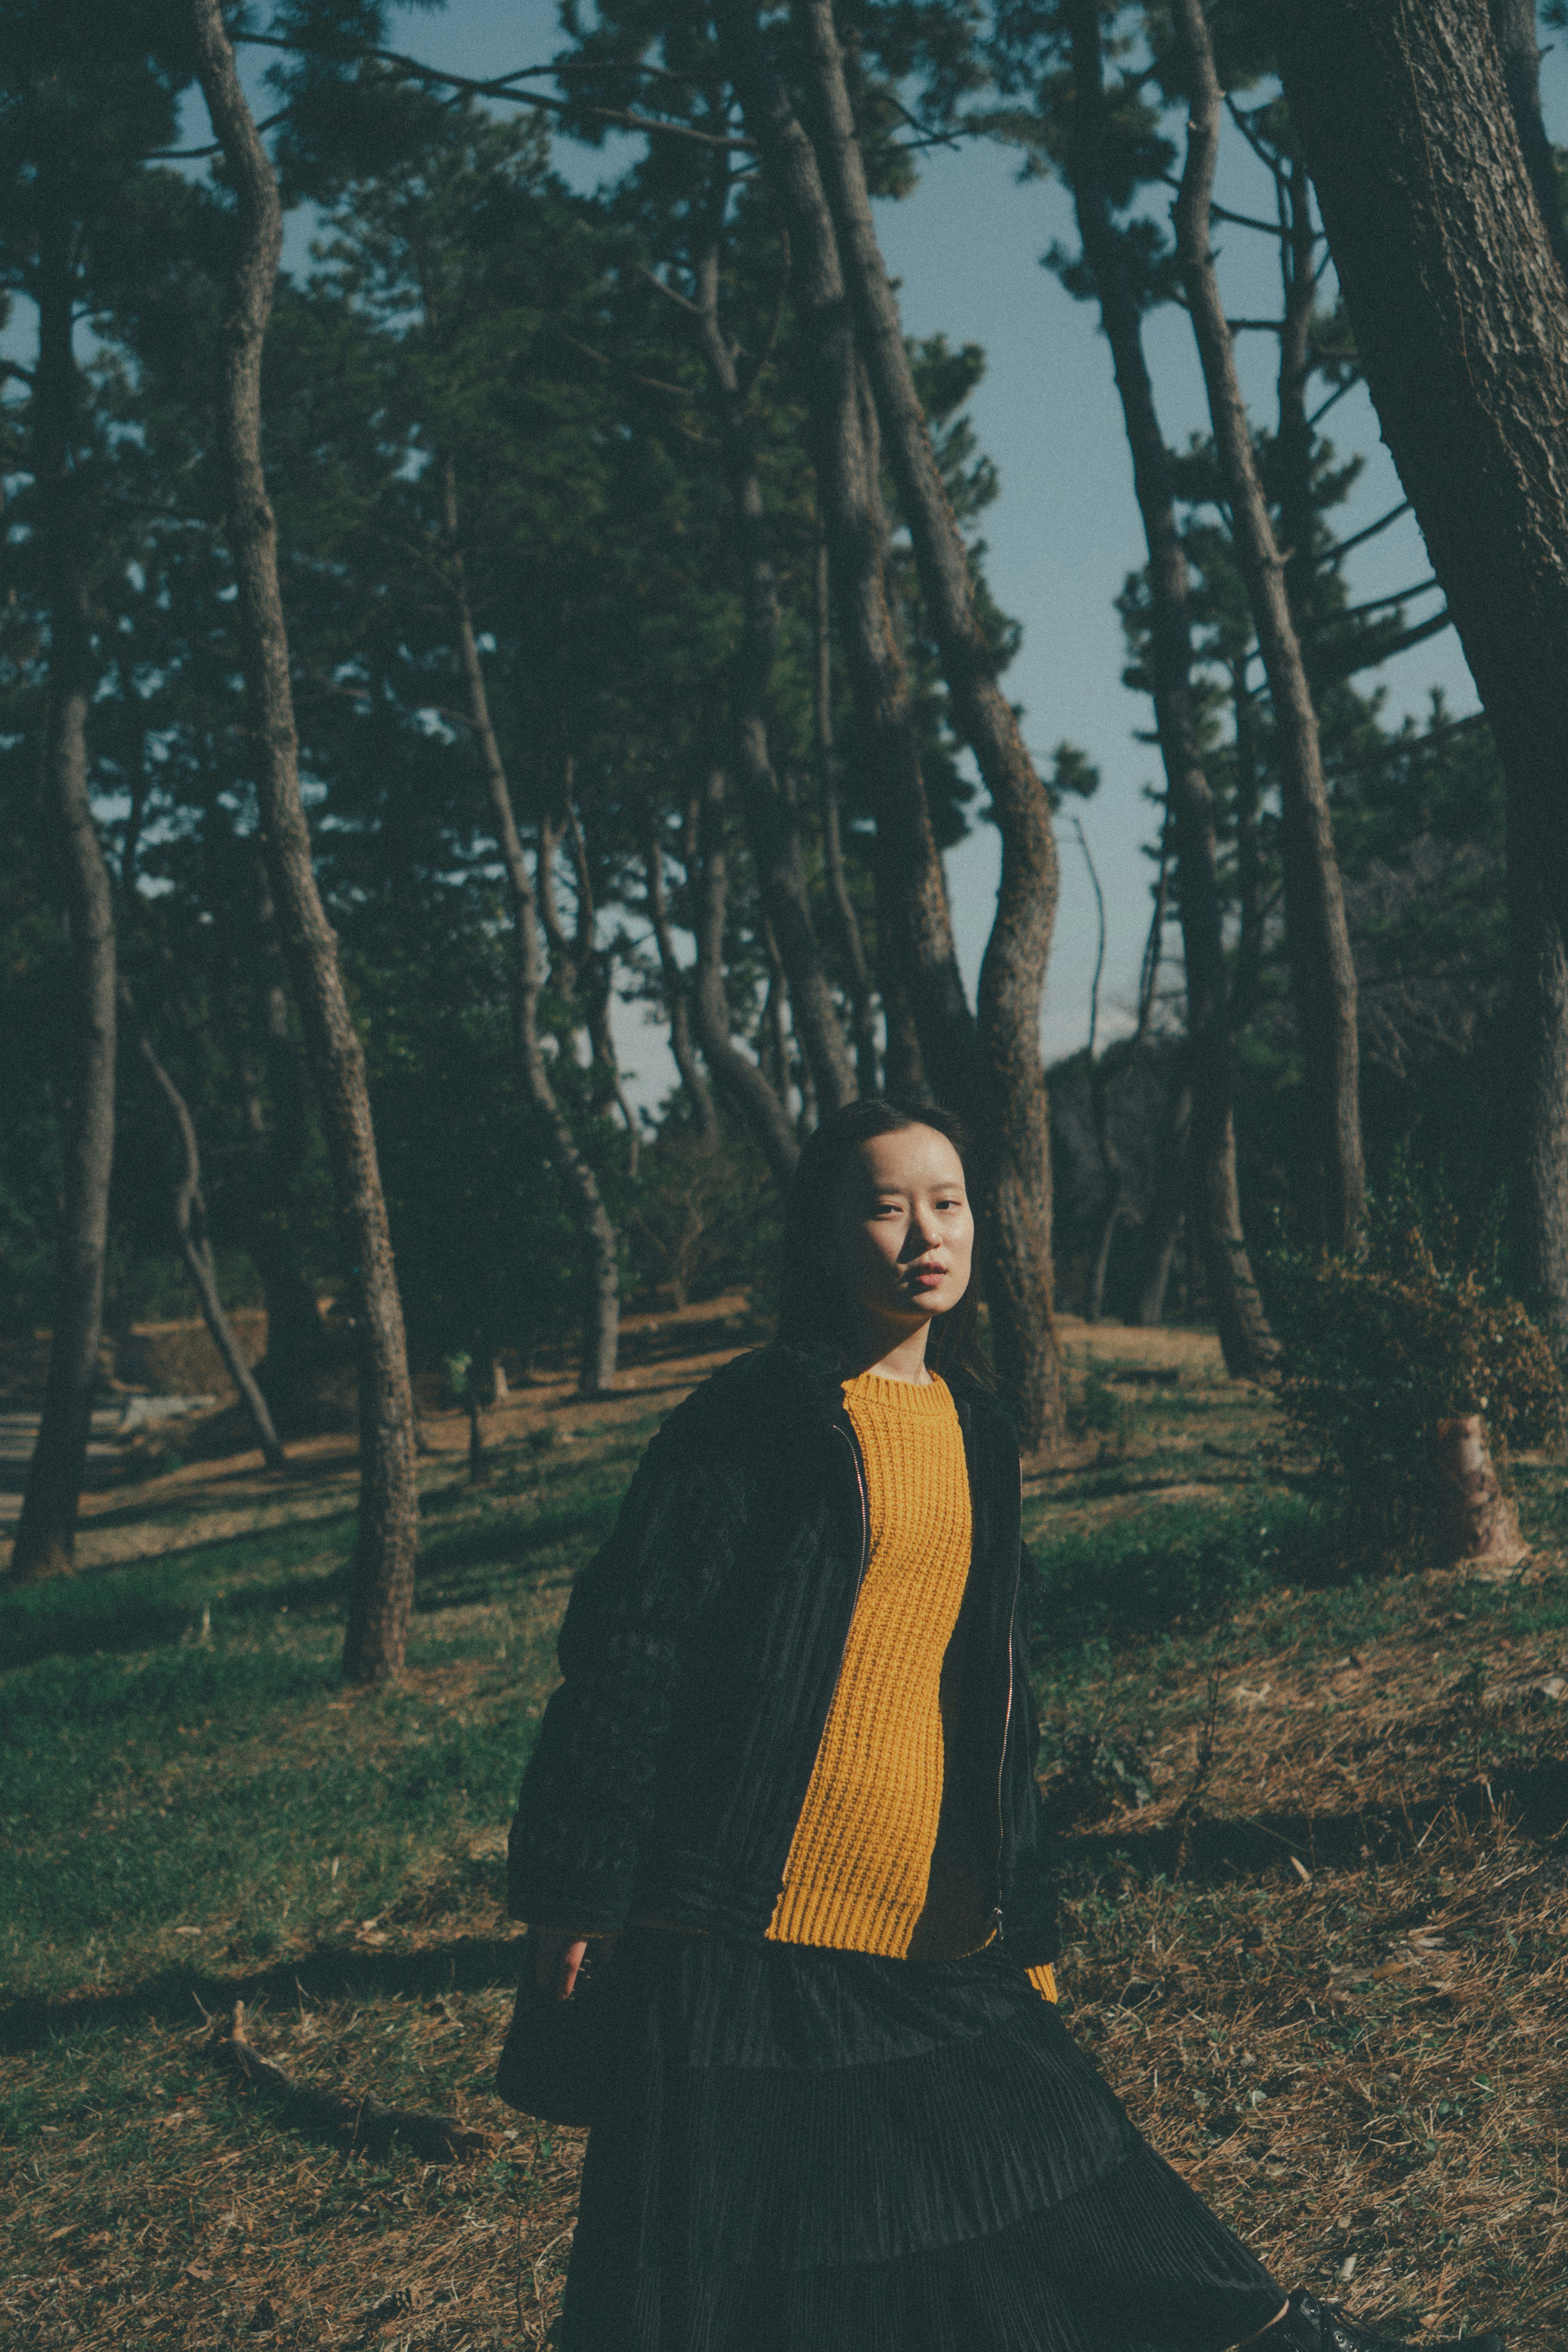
507,1417,744,1933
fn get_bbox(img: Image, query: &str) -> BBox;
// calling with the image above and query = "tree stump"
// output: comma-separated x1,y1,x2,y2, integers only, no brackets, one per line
1432,1415,1527,1567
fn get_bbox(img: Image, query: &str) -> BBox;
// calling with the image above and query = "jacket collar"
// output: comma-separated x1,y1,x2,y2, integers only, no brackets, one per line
759,1336,1018,1442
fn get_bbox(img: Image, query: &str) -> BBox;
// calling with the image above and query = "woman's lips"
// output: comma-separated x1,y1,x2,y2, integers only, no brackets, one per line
908,1268,947,1288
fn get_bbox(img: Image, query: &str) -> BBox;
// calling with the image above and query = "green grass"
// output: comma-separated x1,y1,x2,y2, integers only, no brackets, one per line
4,1344,1568,2347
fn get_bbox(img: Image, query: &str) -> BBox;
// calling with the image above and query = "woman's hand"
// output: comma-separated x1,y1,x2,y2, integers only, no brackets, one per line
534,1931,612,2000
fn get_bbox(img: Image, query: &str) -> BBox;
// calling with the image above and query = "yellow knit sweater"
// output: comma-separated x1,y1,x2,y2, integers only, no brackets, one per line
766,1372,1056,2002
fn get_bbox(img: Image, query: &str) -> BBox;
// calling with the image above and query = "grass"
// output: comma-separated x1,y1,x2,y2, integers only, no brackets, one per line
3,1310,1568,2346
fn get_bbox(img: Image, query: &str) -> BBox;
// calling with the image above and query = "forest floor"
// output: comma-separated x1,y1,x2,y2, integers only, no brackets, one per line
4,1302,1568,2349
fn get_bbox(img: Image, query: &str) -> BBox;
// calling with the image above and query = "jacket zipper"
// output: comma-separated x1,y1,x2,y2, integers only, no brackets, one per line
834,1419,872,1619
991,1459,1025,1930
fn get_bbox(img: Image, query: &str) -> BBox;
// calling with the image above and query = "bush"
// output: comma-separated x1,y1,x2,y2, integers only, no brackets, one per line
1270,1185,1562,1560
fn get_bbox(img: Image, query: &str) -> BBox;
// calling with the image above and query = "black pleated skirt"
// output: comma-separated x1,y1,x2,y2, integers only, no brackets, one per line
559,1931,1283,2352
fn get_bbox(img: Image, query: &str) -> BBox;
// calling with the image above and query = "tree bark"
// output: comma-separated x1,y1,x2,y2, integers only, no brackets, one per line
1133,1083,1192,1329
1484,0,1568,1340
792,0,1062,1445
239,861,332,1417
1509,791,1568,1340
688,203,857,1119
685,766,802,1188
10,223,118,1583
813,525,879,1094
440,475,620,1398
190,0,418,1683
1170,0,1364,1256
1486,0,1568,283
715,0,972,1110
1063,0,1274,1376
1274,0,1568,957
123,984,286,1470
641,811,720,1145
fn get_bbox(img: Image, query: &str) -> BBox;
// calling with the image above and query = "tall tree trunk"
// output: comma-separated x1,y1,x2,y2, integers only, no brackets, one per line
122,983,286,1469
1274,1,1568,959
439,478,619,1398
1509,809,1568,1340
719,0,1058,1438
685,766,802,1188
10,224,118,1583
190,0,418,1683
813,526,879,1094
1169,0,1364,1256
240,860,330,1416
1133,1086,1191,1330
641,811,720,1145
689,207,857,1119
1063,0,1274,1376
1484,4,1568,1339
717,0,971,1101
792,0,1062,1443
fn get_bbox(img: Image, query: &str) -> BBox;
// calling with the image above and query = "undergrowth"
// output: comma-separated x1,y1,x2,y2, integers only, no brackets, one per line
3,1329,1566,2346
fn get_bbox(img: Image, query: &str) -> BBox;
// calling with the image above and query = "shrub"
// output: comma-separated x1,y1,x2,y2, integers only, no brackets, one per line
1269,1186,1562,1561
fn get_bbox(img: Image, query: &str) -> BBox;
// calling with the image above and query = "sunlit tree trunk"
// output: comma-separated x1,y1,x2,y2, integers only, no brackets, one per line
1275,0,1568,972
1062,0,1274,1376
10,223,118,1583
791,0,1062,1444
688,201,857,1118
1170,0,1363,1255
190,0,418,1681
439,468,619,1399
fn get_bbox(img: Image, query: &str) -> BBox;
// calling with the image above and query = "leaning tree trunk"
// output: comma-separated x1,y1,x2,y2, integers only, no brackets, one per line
1063,0,1274,1376
792,0,1062,1445
717,0,971,1097
440,496,619,1398
689,210,857,1119
123,983,286,1469
190,0,418,1683
10,223,118,1583
718,0,1059,1436
1170,0,1364,1257
1274,0,1568,959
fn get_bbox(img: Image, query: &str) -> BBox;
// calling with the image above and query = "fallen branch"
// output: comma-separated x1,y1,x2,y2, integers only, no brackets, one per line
209,2000,494,2163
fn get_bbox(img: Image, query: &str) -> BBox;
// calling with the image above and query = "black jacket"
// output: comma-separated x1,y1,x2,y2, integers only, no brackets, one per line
506,1340,1060,1966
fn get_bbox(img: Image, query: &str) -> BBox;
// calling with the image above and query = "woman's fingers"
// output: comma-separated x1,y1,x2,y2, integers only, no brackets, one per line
534,1932,596,1998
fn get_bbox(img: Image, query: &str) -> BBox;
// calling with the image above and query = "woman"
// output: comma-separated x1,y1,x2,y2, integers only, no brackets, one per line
507,1099,1502,2352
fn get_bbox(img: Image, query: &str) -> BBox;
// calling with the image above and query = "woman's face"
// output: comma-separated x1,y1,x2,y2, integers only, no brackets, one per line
823,1124,975,1340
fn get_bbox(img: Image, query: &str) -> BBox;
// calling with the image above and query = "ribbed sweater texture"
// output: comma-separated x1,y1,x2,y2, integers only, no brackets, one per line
766,1372,1056,2001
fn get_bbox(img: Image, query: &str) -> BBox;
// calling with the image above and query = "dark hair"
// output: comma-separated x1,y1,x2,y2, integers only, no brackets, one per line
775,1097,988,1381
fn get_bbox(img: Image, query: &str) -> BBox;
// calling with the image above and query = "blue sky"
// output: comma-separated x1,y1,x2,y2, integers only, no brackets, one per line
161,8,1568,1104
